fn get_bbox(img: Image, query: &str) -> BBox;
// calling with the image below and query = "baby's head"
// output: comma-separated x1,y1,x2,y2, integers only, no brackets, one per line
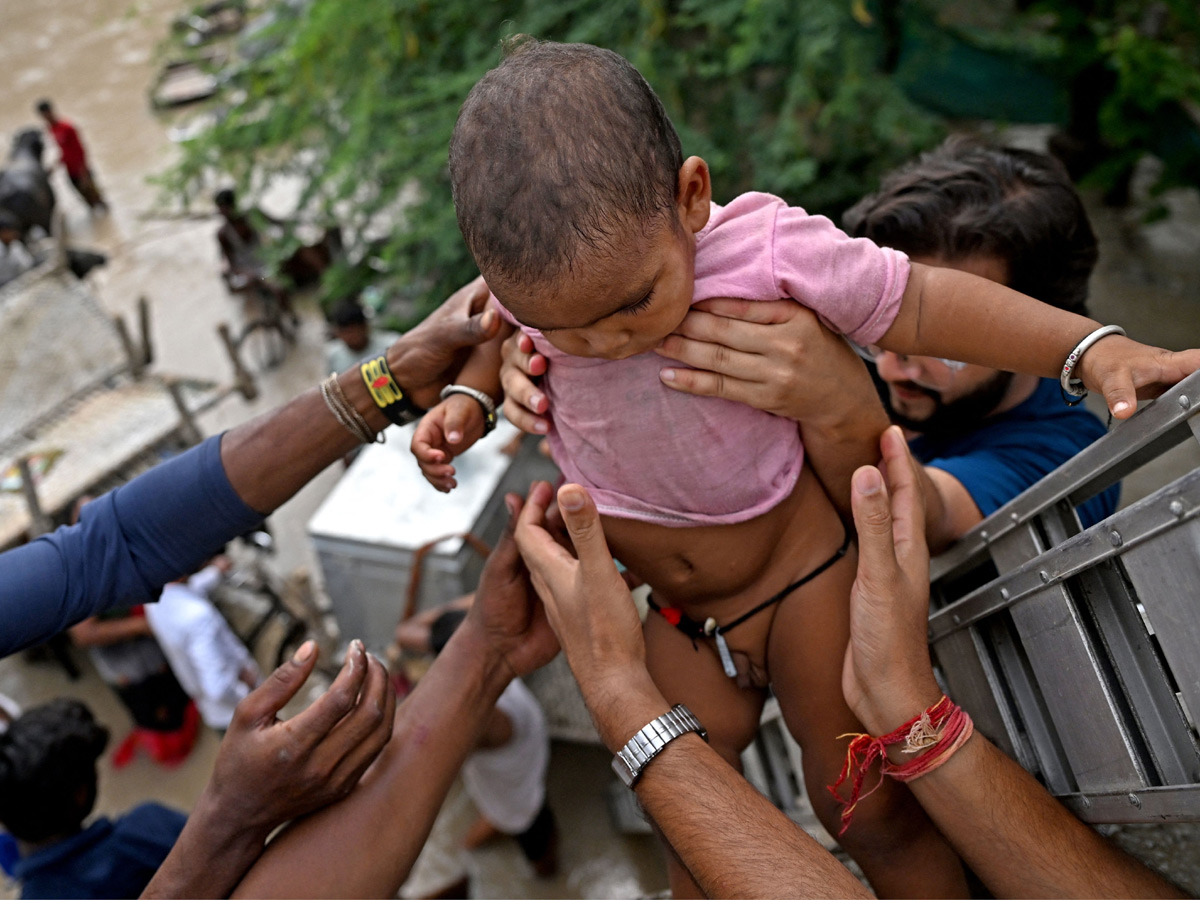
450,40,710,359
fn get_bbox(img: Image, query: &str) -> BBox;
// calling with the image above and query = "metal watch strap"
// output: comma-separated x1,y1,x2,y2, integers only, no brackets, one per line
440,384,498,435
360,355,424,426
612,704,708,789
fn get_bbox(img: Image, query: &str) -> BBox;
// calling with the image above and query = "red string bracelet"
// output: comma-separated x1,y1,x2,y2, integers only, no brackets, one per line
827,696,973,834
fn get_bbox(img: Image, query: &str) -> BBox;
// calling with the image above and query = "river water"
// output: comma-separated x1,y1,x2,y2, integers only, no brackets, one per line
1,0,1199,896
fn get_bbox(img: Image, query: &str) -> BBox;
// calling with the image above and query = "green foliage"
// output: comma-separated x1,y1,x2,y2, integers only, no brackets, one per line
162,0,946,317
1015,0,1200,194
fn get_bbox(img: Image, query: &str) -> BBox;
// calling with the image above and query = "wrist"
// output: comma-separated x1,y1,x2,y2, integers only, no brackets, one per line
583,668,671,752
452,616,517,701
857,676,943,738
190,783,273,860
337,368,390,435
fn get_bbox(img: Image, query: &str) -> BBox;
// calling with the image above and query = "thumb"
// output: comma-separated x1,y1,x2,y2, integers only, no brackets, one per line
1101,371,1136,420
444,397,477,444
851,466,899,586
451,306,499,351
556,484,612,572
235,640,318,727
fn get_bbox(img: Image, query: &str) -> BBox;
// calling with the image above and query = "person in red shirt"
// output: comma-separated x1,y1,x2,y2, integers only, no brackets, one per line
35,99,107,211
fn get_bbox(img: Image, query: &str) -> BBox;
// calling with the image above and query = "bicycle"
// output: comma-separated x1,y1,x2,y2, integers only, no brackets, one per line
213,524,338,677
229,280,297,371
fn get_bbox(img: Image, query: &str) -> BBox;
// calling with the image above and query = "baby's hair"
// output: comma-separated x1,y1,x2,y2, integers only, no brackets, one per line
0,699,108,843
843,136,1097,316
450,39,683,288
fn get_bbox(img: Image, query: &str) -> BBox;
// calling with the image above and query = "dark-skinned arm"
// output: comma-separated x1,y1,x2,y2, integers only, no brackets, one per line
0,278,499,657
231,501,558,899
142,640,395,898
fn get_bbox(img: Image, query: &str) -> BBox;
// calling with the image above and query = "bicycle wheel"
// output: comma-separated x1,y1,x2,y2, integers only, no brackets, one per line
238,318,289,370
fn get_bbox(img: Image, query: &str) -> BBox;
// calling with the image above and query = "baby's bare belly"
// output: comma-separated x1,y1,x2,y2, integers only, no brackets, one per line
603,464,847,618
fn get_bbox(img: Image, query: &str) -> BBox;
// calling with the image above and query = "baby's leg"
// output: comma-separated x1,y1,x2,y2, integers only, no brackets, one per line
766,544,968,899
643,609,766,899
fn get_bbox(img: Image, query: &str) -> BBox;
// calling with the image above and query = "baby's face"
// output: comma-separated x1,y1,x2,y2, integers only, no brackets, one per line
496,221,697,360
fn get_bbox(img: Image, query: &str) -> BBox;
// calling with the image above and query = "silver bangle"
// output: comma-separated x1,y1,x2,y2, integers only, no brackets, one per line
440,384,497,435
1060,325,1126,398
612,704,707,789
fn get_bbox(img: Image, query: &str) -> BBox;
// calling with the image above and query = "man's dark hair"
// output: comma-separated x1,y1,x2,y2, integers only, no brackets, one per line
329,297,368,329
214,188,237,210
450,39,684,288
842,137,1097,315
34,99,53,116
0,699,108,843
429,609,469,656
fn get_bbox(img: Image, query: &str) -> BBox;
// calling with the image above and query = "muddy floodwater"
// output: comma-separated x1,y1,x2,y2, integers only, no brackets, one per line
2,0,1200,897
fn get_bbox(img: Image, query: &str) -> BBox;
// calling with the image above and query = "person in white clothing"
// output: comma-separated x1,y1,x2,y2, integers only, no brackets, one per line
146,559,260,731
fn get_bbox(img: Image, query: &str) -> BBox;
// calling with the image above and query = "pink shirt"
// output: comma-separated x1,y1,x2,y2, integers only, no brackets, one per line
497,192,909,526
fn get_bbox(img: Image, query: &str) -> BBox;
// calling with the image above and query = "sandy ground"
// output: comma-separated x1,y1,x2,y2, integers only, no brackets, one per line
1,1,1199,898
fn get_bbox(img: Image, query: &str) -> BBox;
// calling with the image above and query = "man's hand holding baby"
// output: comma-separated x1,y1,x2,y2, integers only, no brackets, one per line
411,393,489,492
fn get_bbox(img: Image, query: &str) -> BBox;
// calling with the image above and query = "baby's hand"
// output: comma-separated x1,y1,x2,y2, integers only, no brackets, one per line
411,395,487,492
1078,335,1200,419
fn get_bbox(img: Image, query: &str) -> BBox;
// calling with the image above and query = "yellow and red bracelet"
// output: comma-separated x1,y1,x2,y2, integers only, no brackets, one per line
827,696,973,834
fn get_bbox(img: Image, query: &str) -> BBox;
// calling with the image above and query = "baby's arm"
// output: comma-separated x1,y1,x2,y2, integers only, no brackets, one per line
879,263,1200,419
411,323,513,491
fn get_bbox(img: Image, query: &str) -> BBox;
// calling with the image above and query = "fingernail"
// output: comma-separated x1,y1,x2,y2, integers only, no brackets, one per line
1114,401,1130,415
505,495,518,516
534,420,549,434
659,368,676,383
856,467,882,495
531,392,544,409
560,487,585,511
292,640,315,663
448,430,462,443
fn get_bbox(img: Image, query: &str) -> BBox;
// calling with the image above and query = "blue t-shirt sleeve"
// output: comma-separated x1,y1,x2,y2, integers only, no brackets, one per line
923,421,1119,529
0,435,263,657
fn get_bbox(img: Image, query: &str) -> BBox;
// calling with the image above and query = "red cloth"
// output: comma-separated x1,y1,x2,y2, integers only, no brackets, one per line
49,119,87,176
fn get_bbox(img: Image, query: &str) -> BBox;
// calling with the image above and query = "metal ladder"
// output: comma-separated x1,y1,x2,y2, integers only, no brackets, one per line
929,369,1200,822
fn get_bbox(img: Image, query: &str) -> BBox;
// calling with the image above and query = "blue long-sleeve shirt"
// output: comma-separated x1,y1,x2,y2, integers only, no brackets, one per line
0,436,262,658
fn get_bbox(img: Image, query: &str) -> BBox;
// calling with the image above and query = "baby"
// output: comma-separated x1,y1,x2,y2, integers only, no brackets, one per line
412,40,1198,898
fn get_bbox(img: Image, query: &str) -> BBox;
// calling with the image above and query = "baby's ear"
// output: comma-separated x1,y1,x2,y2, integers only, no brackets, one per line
677,156,712,235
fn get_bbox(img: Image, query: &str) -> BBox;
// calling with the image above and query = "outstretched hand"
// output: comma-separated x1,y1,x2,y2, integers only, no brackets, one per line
209,640,395,832
1078,335,1200,420
389,276,500,409
842,427,942,737
462,491,560,680
514,482,658,749
142,640,395,898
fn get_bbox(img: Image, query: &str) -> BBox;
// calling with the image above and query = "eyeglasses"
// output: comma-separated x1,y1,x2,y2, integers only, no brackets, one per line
855,344,967,391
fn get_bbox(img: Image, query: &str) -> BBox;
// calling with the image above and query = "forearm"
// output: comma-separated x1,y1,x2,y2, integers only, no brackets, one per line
799,384,890,521
220,368,378,514
587,671,867,899
907,735,1183,899
881,264,1097,376
451,327,510,402
231,624,512,898
142,788,270,899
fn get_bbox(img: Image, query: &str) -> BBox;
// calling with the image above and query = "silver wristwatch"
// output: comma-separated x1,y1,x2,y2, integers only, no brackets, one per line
612,704,708,789
440,384,497,435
